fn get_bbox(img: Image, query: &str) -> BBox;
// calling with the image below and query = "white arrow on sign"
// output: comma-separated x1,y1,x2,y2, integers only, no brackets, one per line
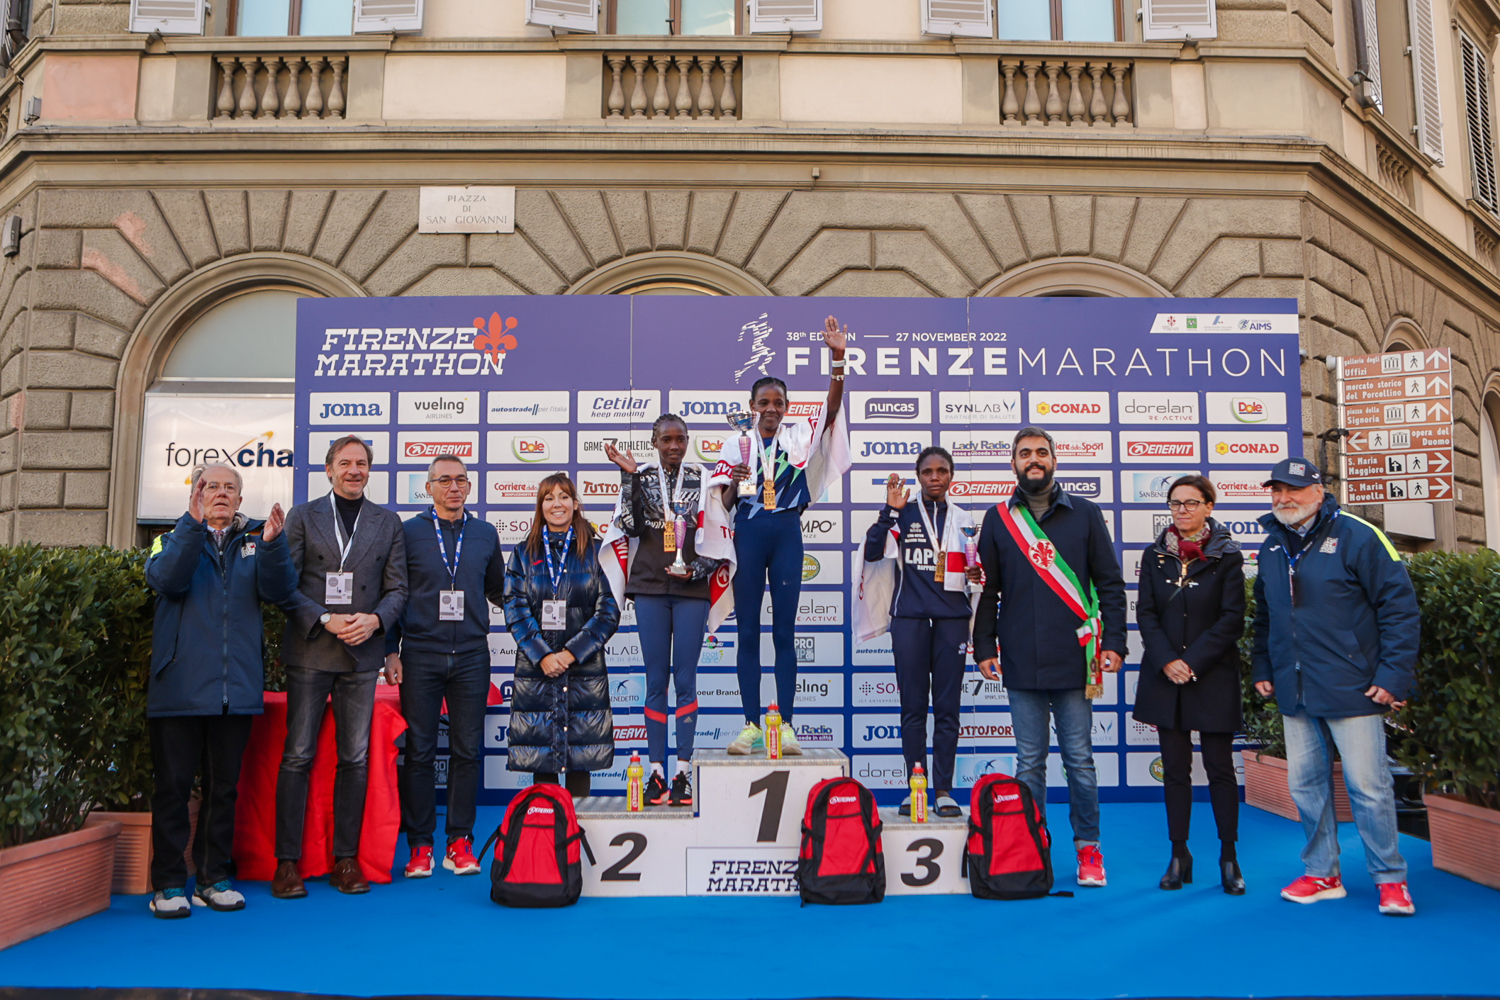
1433,453,1450,473
1428,350,1445,368
1429,375,1450,394
1432,479,1452,498
1430,401,1451,421
1348,432,1365,451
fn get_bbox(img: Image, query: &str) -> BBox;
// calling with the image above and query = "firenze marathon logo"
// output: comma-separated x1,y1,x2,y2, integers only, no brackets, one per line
312,311,521,377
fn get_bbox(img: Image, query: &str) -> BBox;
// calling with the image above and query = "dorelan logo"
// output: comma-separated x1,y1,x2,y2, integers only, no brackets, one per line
1127,441,1195,457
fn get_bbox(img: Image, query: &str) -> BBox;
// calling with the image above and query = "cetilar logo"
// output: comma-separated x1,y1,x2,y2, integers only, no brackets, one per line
473,311,520,368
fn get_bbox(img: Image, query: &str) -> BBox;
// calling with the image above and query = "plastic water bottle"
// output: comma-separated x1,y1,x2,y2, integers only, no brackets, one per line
910,762,929,824
626,752,644,812
765,703,782,759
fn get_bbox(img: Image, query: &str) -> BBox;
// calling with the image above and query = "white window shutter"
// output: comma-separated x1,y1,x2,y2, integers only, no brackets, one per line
128,0,205,34
1462,32,1498,211
923,0,992,37
526,0,600,32
1407,0,1443,163
353,0,424,32
749,0,822,33
1140,0,1216,40
1358,0,1383,112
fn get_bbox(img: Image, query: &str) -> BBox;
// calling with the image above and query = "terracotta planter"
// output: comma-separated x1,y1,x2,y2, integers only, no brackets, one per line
1241,752,1354,823
0,822,120,951
1425,792,1500,890
84,797,200,895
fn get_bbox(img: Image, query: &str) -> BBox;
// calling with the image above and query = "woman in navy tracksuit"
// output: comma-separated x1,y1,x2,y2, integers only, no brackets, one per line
862,447,981,817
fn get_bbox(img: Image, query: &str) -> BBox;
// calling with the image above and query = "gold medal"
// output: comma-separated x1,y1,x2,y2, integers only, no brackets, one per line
662,520,676,553
762,478,777,512
934,550,946,583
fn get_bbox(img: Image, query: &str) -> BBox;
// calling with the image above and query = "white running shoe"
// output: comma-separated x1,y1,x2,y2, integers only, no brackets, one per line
150,888,192,919
192,879,246,911
779,722,802,756
727,721,764,755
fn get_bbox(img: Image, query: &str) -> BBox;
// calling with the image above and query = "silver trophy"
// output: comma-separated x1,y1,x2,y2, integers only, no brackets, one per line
669,499,691,575
726,409,757,497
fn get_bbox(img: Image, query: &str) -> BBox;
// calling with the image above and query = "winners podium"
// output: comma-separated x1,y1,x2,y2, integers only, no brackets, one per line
575,749,969,897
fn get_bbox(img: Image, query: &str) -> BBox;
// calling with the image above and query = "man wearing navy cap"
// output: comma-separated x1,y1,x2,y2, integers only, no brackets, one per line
1251,458,1420,916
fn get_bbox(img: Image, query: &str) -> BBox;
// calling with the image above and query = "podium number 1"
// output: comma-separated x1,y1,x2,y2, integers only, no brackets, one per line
748,770,790,842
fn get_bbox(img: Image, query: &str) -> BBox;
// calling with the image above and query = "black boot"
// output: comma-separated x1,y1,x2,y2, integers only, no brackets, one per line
1220,859,1246,895
1159,854,1193,890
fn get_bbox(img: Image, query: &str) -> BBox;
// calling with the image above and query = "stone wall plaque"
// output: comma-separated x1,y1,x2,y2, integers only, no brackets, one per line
418,186,515,234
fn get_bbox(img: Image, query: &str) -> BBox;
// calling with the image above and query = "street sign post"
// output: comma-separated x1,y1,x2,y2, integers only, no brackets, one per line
1337,349,1454,504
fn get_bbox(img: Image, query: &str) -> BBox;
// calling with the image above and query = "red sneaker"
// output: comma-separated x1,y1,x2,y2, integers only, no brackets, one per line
1076,846,1107,887
1378,881,1416,915
404,845,434,878
1280,874,1346,903
444,836,481,875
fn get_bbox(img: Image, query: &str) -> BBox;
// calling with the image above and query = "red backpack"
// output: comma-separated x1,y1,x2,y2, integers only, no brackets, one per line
796,776,885,905
965,773,1070,900
479,784,594,908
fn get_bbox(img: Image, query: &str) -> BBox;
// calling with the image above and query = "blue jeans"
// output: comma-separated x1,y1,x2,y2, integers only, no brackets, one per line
1008,687,1100,848
397,648,490,848
634,594,709,765
1283,710,1407,883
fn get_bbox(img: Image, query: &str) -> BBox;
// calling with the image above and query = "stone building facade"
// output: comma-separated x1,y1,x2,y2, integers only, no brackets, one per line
2,0,1499,549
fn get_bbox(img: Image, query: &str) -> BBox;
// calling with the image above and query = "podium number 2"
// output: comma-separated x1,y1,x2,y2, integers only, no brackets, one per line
902,838,943,887
748,770,790,842
601,833,648,882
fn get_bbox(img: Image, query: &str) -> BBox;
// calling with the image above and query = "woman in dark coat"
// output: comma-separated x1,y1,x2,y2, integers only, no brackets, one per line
1134,474,1247,895
503,472,620,798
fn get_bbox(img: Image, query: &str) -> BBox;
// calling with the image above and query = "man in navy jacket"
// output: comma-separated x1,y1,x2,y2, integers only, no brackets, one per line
1252,458,1420,915
144,464,293,918
384,455,507,879
974,427,1126,888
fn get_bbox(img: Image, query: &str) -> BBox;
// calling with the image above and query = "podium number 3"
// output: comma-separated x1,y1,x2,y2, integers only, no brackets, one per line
902,838,943,887
748,770,790,842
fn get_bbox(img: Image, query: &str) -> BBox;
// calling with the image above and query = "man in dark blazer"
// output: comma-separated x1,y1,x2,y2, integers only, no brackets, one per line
973,426,1126,889
272,434,407,899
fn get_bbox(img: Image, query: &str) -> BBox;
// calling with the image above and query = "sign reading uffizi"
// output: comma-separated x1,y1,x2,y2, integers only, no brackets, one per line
418,186,516,234
1338,348,1454,504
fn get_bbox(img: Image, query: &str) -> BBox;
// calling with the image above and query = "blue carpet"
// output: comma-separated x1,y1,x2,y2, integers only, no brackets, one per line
1,803,1494,999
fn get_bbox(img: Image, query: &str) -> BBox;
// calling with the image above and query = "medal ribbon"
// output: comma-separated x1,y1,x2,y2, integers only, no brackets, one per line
758,435,779,507
655,462,684,523
914,494,946,570
542,525,575,593
431,508,468,589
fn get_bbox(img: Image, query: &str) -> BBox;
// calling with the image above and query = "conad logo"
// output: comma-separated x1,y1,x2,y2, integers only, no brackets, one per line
1216,441,1280,455
1037,402,1102,415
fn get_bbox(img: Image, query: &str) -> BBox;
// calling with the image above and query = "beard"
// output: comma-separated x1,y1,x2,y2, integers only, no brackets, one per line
1016,464,1055,495
1272,496,1321,526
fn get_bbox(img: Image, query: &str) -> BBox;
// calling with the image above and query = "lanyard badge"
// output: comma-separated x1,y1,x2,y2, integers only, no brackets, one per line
540,526,574,630
326,504,361,605
434,509,468,621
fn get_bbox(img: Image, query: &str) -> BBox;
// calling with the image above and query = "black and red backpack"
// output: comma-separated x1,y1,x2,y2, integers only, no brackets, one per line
965,772,1068,900
796,776,885,905
479,783,594,908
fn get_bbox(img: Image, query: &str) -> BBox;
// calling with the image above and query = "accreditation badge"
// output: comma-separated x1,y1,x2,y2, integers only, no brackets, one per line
439,590,465,621
325,572,354,605
541,599,567,629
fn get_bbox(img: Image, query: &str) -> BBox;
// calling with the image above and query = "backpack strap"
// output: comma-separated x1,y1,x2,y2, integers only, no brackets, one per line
566,827,596,866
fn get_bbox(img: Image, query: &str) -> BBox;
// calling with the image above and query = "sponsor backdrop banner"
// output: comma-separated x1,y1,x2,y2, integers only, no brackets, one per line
296,296,1300,803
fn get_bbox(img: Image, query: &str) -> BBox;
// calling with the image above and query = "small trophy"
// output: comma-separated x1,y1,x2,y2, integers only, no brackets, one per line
726,409,757,497
961,525,979,567
669,500,691,576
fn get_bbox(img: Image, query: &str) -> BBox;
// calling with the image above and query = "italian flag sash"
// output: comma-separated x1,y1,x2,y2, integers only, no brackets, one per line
995,501,1105,699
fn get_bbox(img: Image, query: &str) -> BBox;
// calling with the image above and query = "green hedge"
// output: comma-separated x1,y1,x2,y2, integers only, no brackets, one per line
0,544,287,849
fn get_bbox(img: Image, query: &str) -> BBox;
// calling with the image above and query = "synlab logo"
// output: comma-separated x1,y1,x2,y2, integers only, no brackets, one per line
865,398,920,420
473,311,520,367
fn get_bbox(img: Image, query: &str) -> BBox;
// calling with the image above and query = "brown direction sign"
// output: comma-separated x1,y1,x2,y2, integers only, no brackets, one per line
1338,348,1453,504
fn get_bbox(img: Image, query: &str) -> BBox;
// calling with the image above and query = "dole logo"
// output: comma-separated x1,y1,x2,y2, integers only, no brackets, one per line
474,312,519,365
513,437,549,462
1233,397,1267,422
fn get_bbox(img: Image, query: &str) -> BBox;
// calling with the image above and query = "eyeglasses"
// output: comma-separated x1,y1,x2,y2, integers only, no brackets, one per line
201,480,240,495
1166,499,1204,511
429,476,470,488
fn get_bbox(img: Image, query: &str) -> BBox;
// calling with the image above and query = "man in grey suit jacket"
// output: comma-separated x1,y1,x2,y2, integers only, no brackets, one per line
272,434,407,899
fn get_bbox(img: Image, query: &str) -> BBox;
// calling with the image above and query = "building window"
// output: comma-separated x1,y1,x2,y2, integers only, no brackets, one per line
1483,391,1500,552
610,0,740,34
996,0,1118,41
233,0,355,36
1461,30,1498,212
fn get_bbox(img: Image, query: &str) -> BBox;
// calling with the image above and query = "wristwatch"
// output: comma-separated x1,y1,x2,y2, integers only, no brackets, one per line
320,612,332,625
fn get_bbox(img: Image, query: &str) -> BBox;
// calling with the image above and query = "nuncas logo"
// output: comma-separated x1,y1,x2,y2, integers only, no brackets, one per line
312,312,518,378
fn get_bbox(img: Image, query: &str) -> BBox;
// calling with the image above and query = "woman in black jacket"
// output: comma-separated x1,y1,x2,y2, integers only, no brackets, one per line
503,473,620,798
1134,474,1247,895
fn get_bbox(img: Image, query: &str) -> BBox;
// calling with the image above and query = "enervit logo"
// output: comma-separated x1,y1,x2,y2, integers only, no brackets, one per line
938,390,1022,425
398,391,480,425
487,390,570,425
579,390,661,424
1117,392,1198,424
1027,391,1110,424
830,795,858,804
851,391,931,424
396,431,478,464
851,430,932,462
614,725,647,743
1206,391,1286,425
1120,432,1201,463
668,390,747,425
1209,431,1288,464
310,392,390,425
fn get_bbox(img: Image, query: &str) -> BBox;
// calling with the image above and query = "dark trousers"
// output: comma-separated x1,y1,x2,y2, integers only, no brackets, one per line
536,771,592,797
275,666,378,860
733,508,803,722
1159,727,1239,845
892,616,967,794
635,594,709,765
149,714,252,890
397,648,489,847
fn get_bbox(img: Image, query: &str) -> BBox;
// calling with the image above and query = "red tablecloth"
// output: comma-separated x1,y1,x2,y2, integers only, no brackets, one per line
234,687,407,885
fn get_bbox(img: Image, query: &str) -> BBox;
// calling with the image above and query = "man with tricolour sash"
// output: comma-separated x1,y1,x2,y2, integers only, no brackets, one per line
973,426,1127,888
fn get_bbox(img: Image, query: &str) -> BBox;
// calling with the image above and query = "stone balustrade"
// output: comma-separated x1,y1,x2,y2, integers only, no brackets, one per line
605,53,741,122
999,58,1133,128
213,54,348,122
